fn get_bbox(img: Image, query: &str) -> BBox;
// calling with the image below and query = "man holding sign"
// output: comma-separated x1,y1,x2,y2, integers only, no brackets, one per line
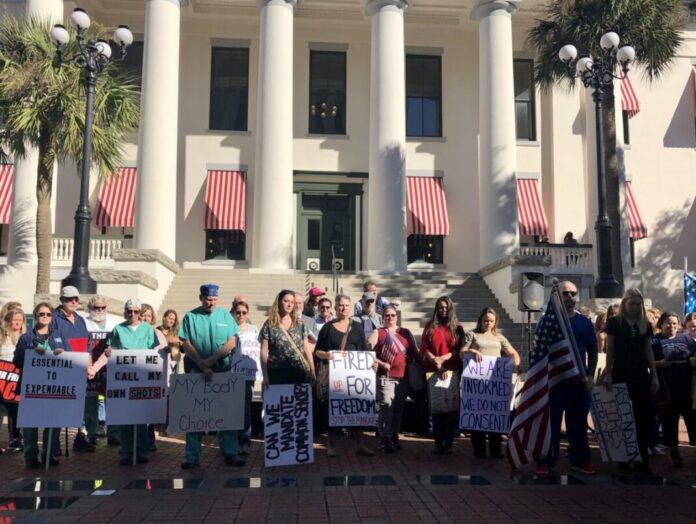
178,284,240,469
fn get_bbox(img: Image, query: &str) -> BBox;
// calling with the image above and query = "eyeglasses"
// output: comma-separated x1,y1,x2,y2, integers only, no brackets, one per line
562,291,578,297
37,312,52,318
91,305,106,311
234,310,247,315
126,310,141,315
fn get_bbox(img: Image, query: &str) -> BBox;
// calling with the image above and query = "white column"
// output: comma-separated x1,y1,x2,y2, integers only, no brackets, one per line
134,0,181,259
366,0,408,272
252,0,296,269
25,0,62,19
472,0,520,267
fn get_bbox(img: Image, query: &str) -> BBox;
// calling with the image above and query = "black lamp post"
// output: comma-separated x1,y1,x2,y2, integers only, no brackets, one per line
50,8,133,294
558,33,636,298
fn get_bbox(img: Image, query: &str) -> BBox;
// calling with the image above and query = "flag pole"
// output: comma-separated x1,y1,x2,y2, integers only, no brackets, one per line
132,426,137,466
550,281,586,382
45,428,53,472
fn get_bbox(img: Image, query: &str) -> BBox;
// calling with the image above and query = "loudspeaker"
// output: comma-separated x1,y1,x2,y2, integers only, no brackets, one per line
306,258,320,271
518,272,544,312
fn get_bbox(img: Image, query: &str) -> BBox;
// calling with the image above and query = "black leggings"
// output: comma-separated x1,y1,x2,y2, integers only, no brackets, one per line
1,400,20,441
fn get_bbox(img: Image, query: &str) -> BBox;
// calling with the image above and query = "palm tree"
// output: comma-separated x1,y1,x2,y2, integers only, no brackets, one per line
0,16,139,294
527,0,685,291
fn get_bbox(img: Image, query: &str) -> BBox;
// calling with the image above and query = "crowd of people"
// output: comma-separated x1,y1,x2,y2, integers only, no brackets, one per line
0,279,694,475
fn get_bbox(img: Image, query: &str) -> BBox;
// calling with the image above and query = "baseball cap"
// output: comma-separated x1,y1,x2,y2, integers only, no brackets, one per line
200,284,219,297
362,291,375,302
60,286,80,299
308,287,325,297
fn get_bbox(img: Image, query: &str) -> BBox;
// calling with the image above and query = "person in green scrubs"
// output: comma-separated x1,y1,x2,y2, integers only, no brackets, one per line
179,284,240,469
106,298,158,465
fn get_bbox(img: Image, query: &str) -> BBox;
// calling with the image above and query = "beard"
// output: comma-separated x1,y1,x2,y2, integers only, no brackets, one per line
90,311,106,323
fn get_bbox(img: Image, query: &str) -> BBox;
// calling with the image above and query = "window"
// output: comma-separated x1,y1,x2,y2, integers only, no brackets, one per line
309,51,346,135
206,230,245,260
407,235,443,264
622,110,631,145
209,47,249,131
514,59,536,141
119,41,144,88
406,55,442,137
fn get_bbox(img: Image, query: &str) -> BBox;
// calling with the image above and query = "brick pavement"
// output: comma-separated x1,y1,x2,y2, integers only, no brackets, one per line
0,426,695,523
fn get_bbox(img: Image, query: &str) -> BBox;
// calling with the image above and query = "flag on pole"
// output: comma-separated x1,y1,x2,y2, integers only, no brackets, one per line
685,272,696,315
506,289,582,469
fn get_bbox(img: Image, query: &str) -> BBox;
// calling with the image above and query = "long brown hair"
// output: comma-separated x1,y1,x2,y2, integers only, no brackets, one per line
425,296,459,342
268,289,300,329
159,309,179,335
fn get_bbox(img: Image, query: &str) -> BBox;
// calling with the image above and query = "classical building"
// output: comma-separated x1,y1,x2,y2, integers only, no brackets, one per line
0,0,694,319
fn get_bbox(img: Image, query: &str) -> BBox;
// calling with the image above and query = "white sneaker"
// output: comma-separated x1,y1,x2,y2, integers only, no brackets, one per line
648,446,666,456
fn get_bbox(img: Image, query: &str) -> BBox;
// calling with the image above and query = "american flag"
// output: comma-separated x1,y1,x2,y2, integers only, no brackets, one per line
379,330,400,365
685,272,696,316
506,289,582,469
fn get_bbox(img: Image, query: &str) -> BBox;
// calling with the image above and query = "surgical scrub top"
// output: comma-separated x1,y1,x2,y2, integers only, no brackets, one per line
108,322,157,350
179,307,238,370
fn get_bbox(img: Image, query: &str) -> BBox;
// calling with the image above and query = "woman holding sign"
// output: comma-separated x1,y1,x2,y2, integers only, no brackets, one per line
104,299,158,465
421,296,465,455
461,307,520,458
315,294,374,457
13,303,60,468
233,299,259,455
1,307,26,452
368,306,418,453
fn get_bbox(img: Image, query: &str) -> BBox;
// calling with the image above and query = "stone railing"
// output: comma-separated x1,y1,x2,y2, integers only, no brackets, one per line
52,237,124,263
519,244,593,272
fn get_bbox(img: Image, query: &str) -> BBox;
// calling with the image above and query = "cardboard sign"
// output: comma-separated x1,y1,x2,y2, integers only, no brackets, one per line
0,360,21,403
328,350,377,427
106,350,168,425
428,370,461,415
230,331,262,382
591,383,642,463
86,331,109,398
17,352,88,428
264,384,314,467
459,356,514,433
167,372,245,434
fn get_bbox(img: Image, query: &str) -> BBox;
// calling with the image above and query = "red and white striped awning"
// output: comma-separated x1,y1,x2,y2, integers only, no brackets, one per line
516,178,548,237
0,165,14,225
620,73,640,118
94,167,137,228
625,181,647,240
205,170,246,231
406,177,450,236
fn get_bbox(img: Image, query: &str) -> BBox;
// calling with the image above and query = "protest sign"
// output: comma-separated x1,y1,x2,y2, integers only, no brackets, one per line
0,360,20,403
167,372,245,434
86,331,109,398
428,371,461,415
230,331,262,382
459,356,513,433
17,352,88,428
591,383,642,463
329,350,377,427
105,350,168,425
264,384,314,467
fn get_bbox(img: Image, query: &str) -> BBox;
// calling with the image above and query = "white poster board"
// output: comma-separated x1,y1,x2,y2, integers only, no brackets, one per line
17,352,89,428
264,384,314,467
167,372,245,434
328,350,377,427
230,331,262,382
591,383,642,463
106,350,168,425
459,356,514,433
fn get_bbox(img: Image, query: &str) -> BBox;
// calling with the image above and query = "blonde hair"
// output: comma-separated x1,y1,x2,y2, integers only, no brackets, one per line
268,290,300,329
0,308,26,346
141,304,157,326
617,288,648,333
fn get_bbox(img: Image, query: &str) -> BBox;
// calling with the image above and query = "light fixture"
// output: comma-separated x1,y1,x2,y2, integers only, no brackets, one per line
113,25,133,47
558,44,577,63
617,45,636,65
600,31,620,51
95,40,112,59
70,8,91,30
50,24,70,46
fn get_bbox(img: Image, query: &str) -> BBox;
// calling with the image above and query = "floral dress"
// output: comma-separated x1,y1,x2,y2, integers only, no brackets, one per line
259,321,309,385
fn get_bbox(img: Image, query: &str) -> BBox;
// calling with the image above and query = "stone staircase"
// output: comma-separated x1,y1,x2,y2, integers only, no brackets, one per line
158,269,529,356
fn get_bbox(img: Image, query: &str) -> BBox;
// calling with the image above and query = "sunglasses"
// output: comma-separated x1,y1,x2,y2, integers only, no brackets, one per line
562,291,578,297
126,310,141,315
37,312,52,318
63,297,79,303
234,310,248,315
91,305,107,311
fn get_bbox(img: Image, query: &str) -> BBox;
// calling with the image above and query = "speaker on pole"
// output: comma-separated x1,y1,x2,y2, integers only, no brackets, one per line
518,272,544,312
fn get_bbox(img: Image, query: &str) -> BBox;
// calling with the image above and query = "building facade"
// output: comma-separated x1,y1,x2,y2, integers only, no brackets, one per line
1,0,695,314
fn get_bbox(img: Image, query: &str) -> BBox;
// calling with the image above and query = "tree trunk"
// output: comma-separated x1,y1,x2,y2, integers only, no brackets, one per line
602,89,625,295
35,130,54,295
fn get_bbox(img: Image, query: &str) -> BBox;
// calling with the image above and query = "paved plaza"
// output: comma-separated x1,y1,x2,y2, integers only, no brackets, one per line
0,425,695,523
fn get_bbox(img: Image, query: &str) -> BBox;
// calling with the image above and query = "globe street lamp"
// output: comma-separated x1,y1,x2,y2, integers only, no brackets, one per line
51,9,133,294
558,33,636,298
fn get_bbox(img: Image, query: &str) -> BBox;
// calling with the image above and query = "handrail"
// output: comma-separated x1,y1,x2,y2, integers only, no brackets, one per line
519,244,593,270
52,236,123,262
